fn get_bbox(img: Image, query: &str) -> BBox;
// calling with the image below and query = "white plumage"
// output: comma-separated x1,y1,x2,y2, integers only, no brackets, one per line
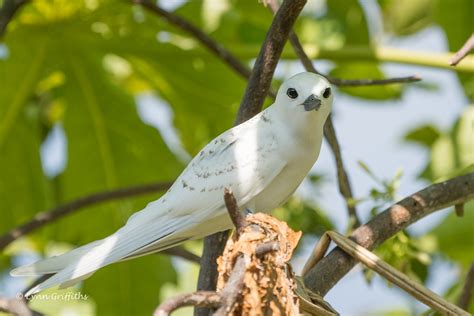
11,72,333,296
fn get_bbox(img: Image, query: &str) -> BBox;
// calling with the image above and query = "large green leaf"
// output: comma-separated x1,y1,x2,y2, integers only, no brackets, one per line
0,27,52,232
83,255,177,316
378,0,434,36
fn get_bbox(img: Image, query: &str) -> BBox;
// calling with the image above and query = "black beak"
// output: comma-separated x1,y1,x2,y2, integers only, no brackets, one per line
302,94,321,111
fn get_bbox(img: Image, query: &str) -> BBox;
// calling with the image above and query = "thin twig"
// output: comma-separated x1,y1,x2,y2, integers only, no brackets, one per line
153,291,221,316
161,246,201,264
450,34,474,66
331,75,421,86
133,0,250,79
213,256,247,316
457,262,474,310
0,181,173,250
266,0,360,228
323,117,360,228
304,173,474,296
455,203,465,217
267,0,421,87
224,188,247,235
0,0,29,37
255,241,279,257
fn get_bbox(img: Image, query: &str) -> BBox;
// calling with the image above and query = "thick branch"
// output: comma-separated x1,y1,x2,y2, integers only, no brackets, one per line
450,34,474,66
154,291,221,316
0,0,28,37
235,0,307,124
304,173,474,296
0,181,173,250
195,231,229,315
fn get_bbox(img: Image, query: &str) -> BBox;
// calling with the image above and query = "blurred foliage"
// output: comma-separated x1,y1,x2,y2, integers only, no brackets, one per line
273,197,333,236
405,106,474,182
354,164,436,287
404,104,473,313
379,0,474,101
0,0,472,314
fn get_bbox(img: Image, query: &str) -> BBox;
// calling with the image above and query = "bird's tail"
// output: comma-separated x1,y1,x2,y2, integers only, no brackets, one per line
11,205,195,297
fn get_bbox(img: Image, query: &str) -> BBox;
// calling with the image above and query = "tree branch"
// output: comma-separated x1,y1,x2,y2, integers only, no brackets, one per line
457,262,474,310
304,173,474,296
161,246,201,265
0,0,29,38
0,181,173,250
323,118,360,227
330,75,421,86
224,188,248,236
153,291,221,316
450,34,474,66
235,0,307,124
283,16,421,87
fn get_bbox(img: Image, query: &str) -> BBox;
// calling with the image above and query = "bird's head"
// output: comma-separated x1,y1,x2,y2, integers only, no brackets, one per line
274,72,333,127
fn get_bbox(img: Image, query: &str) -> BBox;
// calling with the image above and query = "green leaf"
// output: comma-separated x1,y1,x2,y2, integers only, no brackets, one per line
378,0,434,36
404,125,441,147
273,197,334,236
431,201,474,267
0,28,52,232
406,106,474,181
83,255,176,316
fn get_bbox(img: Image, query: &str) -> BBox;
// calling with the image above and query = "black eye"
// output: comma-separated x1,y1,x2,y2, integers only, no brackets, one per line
323,87,331,98
286,88,298,99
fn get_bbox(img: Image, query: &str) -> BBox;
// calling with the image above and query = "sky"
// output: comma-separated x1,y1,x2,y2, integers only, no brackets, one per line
3,0,470,315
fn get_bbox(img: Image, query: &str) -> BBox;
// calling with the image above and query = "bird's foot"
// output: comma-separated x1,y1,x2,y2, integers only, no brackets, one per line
244,208,254,215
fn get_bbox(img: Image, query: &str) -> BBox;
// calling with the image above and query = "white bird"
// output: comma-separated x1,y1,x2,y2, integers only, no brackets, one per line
12,72,333,296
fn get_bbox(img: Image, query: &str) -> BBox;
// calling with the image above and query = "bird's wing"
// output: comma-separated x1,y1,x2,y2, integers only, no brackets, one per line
165,117,286,216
